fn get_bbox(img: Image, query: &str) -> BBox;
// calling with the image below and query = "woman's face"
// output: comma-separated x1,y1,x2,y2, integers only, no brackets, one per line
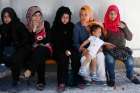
3,12,12,24
32,12,42,25
80,10,90,23
61,13,70,24
109,10,117,21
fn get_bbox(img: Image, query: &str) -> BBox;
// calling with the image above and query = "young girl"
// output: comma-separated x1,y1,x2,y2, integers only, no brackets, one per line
79,22,115,82
51,6,74,92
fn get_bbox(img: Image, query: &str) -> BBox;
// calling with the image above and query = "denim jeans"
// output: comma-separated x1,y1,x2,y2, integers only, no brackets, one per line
105,52,134,81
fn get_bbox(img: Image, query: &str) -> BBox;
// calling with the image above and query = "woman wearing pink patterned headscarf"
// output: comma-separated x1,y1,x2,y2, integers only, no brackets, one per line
24,6,52,91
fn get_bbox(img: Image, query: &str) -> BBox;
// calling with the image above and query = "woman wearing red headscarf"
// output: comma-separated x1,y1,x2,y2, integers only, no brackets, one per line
103,5,140,87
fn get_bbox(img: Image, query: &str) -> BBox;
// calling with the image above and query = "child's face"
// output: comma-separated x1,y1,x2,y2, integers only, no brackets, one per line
91,28,102,37
109,10,117,21
80,10,90,23
61,13,70,24
3,12,11,24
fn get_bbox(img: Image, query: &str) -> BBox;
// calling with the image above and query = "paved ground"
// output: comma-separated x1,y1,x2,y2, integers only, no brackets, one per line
0,61,140,93
0,68,140,93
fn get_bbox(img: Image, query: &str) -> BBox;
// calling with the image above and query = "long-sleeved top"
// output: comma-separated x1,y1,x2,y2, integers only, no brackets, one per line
0,22,31,49
30,21,51,45
51,22,74,53
104,21,132,48
73,22,89,51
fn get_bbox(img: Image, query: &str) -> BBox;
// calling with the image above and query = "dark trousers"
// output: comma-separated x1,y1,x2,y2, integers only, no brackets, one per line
28,46,50,84
11,46,31,81
56,52,68,85
71,50,85,85
0,40,3,63
56,49,84,86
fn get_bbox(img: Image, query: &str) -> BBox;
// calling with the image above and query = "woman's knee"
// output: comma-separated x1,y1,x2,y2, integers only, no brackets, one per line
125,56,134,66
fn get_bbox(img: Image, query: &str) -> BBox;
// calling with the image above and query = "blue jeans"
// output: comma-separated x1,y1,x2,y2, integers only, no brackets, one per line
105,52,134,81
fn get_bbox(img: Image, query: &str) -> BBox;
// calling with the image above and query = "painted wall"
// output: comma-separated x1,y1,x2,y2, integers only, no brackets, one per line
0,0,140,57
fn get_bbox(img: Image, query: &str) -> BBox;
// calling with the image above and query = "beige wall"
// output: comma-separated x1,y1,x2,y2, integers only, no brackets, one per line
0,0,140,56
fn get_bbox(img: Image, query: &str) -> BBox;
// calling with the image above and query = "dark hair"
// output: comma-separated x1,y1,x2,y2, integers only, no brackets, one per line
1,7,20,24
53,6,72,27
89,24,103,34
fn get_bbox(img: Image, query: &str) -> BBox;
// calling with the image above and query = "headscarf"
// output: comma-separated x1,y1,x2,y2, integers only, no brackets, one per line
80,5,94,22
52,6,72,28
26,6,44,33
1,7,20,24
1,7,20,37
104,5,120,32
51,6,74,52
26,6,46,42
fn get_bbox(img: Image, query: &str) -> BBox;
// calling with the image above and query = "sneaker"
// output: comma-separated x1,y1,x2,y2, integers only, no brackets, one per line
79,67,88,77
91,73,97,81
130,76,140,84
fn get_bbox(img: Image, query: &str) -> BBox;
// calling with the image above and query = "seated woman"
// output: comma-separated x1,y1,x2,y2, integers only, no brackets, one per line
73,5,106,87
0,7,32,86
103,5,140,87
51,6,75,92
24,6,52,90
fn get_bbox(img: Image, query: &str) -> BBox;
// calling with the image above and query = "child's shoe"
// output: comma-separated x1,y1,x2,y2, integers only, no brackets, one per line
91,73,97,81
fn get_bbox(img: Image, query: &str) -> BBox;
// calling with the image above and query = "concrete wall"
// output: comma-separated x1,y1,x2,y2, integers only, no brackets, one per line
0,0,140,57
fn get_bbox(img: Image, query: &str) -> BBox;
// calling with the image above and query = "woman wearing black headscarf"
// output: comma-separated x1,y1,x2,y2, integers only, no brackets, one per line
0,7,31,86
51,6,75,91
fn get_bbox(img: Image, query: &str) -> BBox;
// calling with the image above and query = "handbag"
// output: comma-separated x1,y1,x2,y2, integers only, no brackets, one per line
108,47,132,61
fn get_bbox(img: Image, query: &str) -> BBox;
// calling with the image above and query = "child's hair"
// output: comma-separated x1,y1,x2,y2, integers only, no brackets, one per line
88,22,103,34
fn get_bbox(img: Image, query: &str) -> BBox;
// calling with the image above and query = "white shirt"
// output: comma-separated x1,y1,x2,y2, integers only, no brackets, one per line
87,36,104,58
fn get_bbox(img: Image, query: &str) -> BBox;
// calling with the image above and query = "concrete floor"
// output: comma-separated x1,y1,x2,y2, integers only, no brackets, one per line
0,62,140,93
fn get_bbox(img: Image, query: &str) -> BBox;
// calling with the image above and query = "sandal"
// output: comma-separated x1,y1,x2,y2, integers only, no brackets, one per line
36,83,45,91
78,83,85,89
57,84,65,92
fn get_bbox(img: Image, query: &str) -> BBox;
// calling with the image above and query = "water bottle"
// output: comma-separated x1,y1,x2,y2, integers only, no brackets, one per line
67,51,75,86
